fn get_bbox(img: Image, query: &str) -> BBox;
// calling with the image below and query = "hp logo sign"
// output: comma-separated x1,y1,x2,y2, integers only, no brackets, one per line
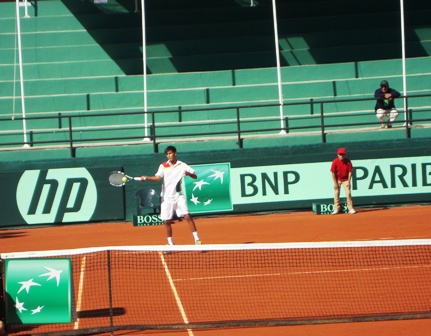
16,168,98,224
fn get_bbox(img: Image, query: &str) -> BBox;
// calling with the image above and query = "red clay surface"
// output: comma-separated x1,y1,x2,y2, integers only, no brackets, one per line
1,204,431,336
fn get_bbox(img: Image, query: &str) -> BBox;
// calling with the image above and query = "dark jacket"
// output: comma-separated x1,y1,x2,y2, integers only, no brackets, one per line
374,88,401,111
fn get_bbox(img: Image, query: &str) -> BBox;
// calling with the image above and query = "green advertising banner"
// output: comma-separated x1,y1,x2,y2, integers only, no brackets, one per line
0,167,124,227
184,163,233,214
229,156,431,205
170,156,431,215
5,258,72,324
1,154,430,225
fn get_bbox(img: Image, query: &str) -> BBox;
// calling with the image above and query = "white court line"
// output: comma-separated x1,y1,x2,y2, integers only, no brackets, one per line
173,264,431,282
74,255,87,330
159,252,194,336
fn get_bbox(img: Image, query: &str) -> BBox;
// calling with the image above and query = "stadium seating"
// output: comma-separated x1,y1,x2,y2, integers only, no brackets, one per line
0,0,430,158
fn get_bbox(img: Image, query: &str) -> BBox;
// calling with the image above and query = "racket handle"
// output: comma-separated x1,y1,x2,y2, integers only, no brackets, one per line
134,177,142,181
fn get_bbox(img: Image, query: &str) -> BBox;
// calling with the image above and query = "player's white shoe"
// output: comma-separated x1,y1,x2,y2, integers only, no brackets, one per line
195,240,206,253
164,244,174,254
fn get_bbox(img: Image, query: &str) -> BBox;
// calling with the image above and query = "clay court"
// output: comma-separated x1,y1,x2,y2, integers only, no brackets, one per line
1,204,431,336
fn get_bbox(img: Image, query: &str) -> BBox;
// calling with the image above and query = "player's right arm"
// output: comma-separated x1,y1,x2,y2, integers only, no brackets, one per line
135,175,161,182
135,164,164,182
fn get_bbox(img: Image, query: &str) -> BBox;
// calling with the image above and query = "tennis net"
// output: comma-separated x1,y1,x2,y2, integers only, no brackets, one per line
1,240,431,335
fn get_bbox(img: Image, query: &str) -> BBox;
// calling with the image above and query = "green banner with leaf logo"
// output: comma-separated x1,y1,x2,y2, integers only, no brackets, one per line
184,163,233,214
5,258,72,324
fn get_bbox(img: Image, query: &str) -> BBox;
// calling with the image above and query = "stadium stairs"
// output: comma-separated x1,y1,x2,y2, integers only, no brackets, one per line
0,0,430,160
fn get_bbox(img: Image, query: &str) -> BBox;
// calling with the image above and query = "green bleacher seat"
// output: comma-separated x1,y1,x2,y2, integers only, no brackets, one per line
0,0,430,158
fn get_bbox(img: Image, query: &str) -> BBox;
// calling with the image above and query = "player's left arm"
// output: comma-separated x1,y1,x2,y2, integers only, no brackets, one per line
185,171,197,179
184,165,197,179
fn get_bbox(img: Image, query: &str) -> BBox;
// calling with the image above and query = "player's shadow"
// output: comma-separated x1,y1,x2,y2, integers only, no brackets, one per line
356,206,390,213
0,232,27,239
77,307,126,318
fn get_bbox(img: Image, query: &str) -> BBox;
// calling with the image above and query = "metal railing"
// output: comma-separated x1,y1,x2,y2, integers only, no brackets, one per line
1,93,430,157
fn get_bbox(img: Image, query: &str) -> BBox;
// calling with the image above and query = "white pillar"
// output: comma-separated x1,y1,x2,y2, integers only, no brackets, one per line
16,0,30,147
400,0,409,126
271,0,286,134
140,0,150,141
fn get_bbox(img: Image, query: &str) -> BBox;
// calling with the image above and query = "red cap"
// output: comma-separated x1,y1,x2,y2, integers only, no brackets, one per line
337,147,346,155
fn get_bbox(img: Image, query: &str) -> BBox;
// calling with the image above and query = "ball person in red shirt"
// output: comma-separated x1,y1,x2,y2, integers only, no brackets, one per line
330,147,356,214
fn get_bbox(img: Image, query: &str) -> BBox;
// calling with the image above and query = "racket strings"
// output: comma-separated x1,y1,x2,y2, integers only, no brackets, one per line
109,172,125,186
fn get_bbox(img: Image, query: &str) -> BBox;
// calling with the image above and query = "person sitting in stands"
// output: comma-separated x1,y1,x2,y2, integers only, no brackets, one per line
374,80,401,129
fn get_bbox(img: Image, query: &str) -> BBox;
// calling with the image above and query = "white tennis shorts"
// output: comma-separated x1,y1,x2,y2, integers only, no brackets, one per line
160,193,189,221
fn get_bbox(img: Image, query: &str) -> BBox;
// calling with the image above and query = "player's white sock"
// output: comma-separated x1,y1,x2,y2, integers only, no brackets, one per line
192,231,200,241
167,237,174,245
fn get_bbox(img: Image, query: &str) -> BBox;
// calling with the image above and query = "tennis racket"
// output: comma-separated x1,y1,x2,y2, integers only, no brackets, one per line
108,171,137,187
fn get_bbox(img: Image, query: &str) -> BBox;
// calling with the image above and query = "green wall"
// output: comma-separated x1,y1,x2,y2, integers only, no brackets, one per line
1,138,429,228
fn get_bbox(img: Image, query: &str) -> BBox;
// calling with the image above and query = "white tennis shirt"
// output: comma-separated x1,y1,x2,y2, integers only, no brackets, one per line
155,160,195,197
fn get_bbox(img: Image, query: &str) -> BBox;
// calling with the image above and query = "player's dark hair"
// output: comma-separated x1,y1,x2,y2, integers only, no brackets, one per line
165,145,177,154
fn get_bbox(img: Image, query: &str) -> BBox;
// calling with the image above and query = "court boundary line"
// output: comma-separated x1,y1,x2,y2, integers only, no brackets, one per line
173,264,431,282
158,251,194,336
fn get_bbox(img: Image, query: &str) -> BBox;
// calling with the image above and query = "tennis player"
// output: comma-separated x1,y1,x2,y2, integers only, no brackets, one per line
136,146,202,246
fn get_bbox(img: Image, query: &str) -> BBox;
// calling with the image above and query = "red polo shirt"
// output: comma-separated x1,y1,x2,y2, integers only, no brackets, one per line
330,158,353,182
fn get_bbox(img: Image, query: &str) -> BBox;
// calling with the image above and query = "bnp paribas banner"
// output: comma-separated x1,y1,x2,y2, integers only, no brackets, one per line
183,156,431,213
184,163,233,214
4,258,72,324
